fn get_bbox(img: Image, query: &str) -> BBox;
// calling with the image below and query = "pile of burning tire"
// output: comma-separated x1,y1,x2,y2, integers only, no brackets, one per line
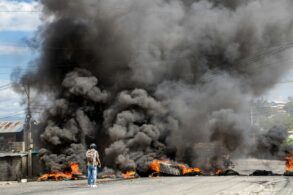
148,160,238,176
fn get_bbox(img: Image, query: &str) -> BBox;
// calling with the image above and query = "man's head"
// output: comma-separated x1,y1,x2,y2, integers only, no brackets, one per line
90,143,97,149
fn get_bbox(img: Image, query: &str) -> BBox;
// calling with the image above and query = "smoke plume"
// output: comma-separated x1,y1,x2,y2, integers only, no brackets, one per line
14,0,293,172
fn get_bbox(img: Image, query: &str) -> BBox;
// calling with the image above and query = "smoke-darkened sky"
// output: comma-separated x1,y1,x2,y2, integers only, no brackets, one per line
1,0,293,174
13,0,292,173
1,0,293,122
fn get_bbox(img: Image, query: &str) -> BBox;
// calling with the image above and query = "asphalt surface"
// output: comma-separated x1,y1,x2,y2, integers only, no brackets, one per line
1,176,293,195
1,159,292,195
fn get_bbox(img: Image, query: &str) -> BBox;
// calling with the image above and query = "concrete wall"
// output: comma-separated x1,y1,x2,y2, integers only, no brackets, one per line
0,132,24,152
0,152,43,180
0,156,25,181
0,134,15,152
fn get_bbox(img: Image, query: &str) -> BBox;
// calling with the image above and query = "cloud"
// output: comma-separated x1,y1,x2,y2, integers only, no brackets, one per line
0,44,29,55
0,80,24,119
0,0,41,31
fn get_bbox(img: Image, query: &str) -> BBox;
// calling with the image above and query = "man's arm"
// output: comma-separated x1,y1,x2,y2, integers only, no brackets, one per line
96,152,101,167
97,158,101,167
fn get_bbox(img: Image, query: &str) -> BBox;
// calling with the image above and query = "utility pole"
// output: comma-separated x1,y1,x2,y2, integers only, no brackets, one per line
250,105,254,126
24,82,33,178
250,100,258,147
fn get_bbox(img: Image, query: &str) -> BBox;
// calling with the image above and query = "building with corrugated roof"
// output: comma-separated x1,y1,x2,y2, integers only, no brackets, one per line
0,121,27,181
0,120,42,181
0,121,25,152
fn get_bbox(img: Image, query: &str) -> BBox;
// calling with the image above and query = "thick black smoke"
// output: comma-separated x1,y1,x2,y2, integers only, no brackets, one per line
13,0,293,172
254,126,293,159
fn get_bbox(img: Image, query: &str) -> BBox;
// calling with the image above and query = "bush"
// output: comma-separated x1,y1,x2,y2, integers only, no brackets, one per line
287,138,293,144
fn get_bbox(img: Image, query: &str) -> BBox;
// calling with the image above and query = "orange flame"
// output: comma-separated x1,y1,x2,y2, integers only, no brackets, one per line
70,162,82,175
215,169,224,175
149,160,201,176
285,153,293,171
179,164,201,175
38,172,72,181
149,159,172,173
122,171,136,179
149,160,163,173
38,163,81,181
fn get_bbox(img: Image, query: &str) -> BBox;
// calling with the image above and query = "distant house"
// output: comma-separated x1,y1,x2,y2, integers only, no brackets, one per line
289,131,293,139
270,101,287,114
0,121,42,180
0,121,28,181
0,121,25,152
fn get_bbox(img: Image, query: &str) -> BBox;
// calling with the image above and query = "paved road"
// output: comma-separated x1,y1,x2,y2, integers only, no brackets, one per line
1,176,293,195
1,159,291,195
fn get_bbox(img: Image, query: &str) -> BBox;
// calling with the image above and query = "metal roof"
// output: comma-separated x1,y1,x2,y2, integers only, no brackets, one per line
0,121,23,134
0,152,27,158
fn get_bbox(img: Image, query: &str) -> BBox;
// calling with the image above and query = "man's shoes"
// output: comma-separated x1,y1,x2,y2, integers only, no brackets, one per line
88,184,97,188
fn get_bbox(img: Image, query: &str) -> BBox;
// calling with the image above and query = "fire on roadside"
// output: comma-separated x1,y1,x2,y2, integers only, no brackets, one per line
149,159,201,176
122,171,136,179
178,164,201,175
149,160,165,173
38,162,82,181
70,163,82,175
285,153,293,171
215,169,224,176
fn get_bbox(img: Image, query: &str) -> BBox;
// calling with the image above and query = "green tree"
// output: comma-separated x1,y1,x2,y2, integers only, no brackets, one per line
284,97,293,115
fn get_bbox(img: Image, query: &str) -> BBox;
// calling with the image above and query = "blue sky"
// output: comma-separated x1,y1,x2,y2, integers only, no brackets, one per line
0,0,40,120
0,0,293,121
0,31,35,79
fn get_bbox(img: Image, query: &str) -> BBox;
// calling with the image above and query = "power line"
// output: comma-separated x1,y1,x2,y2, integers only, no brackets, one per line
276,80,293,84
0,9,180,13
0,10,41,13
0,111,25,120
0,41,293,57
0,84,11,90
242,43,293,65
0,87,11,91
0,83,11,88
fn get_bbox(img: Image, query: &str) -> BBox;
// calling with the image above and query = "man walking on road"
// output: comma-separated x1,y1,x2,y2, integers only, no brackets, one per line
86,143,101,188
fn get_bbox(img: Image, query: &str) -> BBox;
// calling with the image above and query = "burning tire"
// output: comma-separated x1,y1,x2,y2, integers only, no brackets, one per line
284,170,293,176
217,169,239,176
149,160,201,176
159,163,181,176
250,170,273,176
